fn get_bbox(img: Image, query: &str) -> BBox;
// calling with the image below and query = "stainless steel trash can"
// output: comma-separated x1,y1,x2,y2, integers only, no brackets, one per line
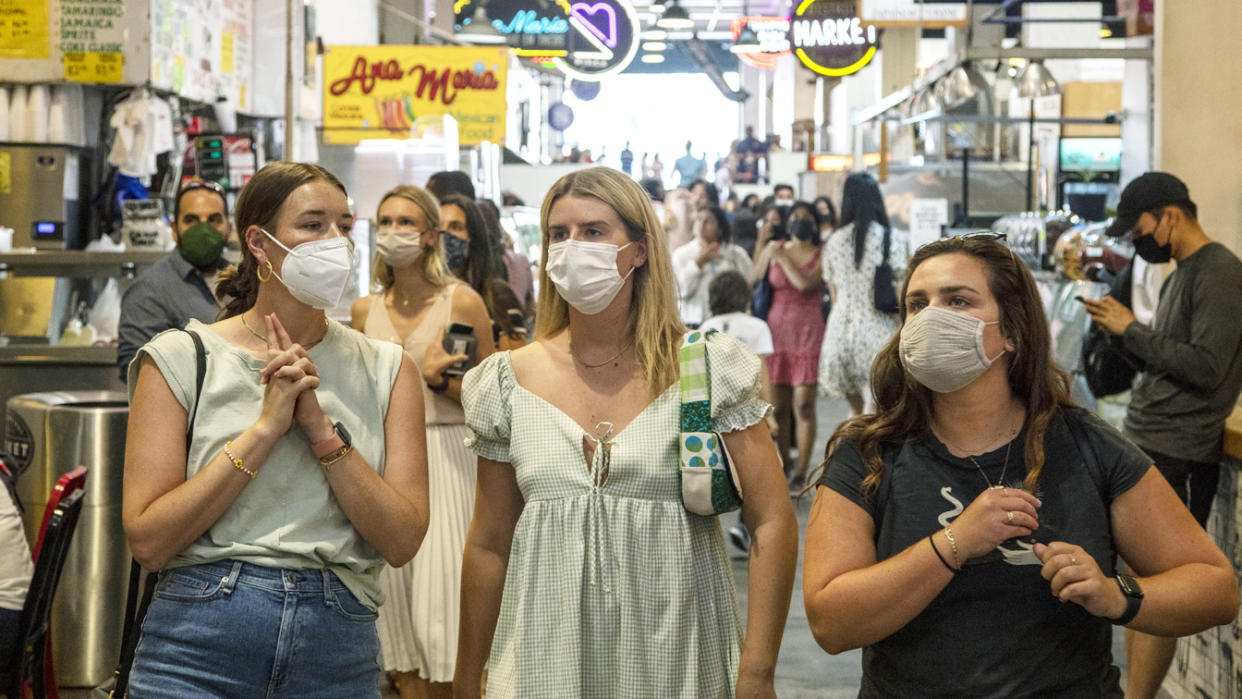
5,390,129,687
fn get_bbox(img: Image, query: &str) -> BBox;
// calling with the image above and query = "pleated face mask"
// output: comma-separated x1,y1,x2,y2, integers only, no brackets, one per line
899,305,1005,393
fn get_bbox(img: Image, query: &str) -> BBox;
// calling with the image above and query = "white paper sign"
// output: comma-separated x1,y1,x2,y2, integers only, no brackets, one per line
909,198,949,252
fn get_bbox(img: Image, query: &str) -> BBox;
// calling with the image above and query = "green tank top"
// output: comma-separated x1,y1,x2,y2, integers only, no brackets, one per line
129,318,404,609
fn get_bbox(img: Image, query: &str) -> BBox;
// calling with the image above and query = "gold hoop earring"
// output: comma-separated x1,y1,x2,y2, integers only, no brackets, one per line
256,260,273,283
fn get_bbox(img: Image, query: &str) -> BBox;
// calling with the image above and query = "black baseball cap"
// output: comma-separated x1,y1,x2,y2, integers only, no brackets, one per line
1105,172,1191,237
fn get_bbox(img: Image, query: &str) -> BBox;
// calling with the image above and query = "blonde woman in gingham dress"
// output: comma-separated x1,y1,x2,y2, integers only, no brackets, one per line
455,168,797,698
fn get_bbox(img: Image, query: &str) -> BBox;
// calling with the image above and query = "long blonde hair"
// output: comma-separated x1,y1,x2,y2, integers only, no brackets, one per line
373,185,452,289
534,167,685,395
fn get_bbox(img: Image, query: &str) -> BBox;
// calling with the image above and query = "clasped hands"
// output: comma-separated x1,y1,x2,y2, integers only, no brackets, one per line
950,487,1126,620
255,313,333,443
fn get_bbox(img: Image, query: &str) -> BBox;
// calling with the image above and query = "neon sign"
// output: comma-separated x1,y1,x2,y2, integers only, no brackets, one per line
730,16,792,70
789,0,879,77
494,10,569,35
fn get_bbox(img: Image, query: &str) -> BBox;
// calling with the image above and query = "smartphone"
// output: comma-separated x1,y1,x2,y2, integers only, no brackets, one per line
442,322,477,377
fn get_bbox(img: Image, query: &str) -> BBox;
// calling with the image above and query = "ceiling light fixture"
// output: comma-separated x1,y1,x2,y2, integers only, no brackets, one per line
730,22,761,54
641,53,666,63
656,1,694,30
642,41,668,52
455,5,506,45
651,0,667,14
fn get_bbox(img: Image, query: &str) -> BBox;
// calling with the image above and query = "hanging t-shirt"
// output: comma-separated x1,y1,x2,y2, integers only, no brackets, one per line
818,407,1150,698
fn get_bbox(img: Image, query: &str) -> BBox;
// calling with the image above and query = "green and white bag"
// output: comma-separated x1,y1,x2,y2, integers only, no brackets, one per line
678,329,743,516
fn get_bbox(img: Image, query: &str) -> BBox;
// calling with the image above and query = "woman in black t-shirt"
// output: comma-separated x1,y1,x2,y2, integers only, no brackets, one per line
802,235,1237,697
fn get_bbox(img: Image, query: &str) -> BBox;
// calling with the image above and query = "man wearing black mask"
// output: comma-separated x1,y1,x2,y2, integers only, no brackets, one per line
1083,171,1242,699
117,179,233,381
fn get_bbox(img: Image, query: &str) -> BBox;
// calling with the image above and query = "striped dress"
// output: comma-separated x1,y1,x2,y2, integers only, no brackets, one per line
462,333,769,697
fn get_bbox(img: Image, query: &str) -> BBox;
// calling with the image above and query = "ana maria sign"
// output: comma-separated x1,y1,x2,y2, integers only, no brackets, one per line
789,0,879,77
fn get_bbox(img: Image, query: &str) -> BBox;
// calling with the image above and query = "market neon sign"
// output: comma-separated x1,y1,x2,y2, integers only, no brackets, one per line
730,16,792,70
790,0,879,77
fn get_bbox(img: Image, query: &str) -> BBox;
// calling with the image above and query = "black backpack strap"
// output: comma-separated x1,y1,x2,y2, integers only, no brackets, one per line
185,329,206,448
881,225,892,266
109,329,206,697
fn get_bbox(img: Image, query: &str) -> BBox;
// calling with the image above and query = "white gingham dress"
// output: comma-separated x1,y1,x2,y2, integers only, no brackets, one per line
461,333,769,698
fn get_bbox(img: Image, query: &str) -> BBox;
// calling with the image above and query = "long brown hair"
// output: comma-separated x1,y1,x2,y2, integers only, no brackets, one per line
534,167,685,395
824,236,1075,494
215,162,347,318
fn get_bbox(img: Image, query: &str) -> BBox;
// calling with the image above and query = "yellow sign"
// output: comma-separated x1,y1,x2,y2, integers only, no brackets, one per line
64,51,123,83
0,152,10,195
221,31,234,74
0,0,50,58
323,45,509,146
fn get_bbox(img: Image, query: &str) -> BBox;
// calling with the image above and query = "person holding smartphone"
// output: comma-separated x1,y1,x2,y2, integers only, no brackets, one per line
351,185,495,699
802,234,1237,697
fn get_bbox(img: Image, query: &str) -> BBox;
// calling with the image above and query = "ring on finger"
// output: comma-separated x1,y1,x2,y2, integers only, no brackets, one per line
1006,511,1014,524
1070,555,1078,565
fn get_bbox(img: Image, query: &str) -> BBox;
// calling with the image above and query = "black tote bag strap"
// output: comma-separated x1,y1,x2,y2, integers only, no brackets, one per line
109,329,206,697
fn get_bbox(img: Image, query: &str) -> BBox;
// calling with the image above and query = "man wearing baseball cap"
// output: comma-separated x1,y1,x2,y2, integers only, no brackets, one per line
1084,171,1242,698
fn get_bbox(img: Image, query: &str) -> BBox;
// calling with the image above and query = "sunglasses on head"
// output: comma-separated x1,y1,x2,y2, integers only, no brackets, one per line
953,231,1007,242
179,178,227,197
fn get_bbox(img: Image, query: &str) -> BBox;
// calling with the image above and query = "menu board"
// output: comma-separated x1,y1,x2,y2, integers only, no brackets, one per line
0,0,51,58
0,0,255,112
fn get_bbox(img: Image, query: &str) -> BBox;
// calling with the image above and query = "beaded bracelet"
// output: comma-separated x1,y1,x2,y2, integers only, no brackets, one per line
943,526,961,569
224,441,257,480
928,535,957,573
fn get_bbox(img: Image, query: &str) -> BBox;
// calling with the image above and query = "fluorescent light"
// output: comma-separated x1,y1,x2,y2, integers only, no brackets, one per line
642,41,668,51
641,29,667,40
656,2,693,30
641,53,666,63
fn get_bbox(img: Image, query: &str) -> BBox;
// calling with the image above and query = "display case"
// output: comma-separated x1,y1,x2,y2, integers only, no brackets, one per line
0,250,169,414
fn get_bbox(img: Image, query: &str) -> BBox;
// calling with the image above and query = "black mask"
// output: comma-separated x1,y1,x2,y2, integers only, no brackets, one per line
790,219,817,242
441,231,470,271
1133,218,1172,264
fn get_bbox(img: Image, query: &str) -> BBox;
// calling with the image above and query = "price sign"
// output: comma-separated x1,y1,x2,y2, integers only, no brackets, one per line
63,51,123,83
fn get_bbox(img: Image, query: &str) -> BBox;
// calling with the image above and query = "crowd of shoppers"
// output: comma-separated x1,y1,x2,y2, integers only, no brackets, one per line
102,157,1240,698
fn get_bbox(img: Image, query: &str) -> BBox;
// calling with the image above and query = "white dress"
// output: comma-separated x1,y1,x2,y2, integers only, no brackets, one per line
818,222,907,398
366,284,475,682
461,334,770,697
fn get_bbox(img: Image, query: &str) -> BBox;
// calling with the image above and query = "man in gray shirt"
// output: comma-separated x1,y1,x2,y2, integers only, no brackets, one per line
1084,171,1242,699
117,180,232,381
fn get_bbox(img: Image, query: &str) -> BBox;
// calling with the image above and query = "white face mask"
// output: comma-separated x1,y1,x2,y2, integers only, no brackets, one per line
899,305,1005,393
545,239,635,315
262,229,355,309
376,228,424,267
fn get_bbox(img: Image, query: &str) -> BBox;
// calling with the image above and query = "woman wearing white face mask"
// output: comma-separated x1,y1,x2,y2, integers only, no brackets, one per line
801,235,1238,697
122,162,431,696
456,167,798,698
350,185,494,699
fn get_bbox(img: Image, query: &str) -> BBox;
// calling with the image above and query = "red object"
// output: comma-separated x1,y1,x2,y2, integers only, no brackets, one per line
28,465,88,699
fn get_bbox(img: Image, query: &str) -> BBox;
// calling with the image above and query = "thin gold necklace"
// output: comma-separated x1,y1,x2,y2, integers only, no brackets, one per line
241,313,270,348
241,312,328,349
967,439,1014,490
572,341,632,369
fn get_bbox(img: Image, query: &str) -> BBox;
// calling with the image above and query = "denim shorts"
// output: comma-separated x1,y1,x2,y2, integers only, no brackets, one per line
128,559,381,698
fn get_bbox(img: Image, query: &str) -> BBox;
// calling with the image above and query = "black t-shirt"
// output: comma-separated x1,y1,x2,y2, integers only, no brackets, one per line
818,407,1150,698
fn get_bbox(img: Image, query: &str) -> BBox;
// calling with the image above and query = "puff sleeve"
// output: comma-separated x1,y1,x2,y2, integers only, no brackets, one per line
462,352,515,463
705,331,772,434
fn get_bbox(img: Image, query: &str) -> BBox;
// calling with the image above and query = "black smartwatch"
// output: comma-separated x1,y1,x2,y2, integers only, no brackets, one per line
1110,574,1144,625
